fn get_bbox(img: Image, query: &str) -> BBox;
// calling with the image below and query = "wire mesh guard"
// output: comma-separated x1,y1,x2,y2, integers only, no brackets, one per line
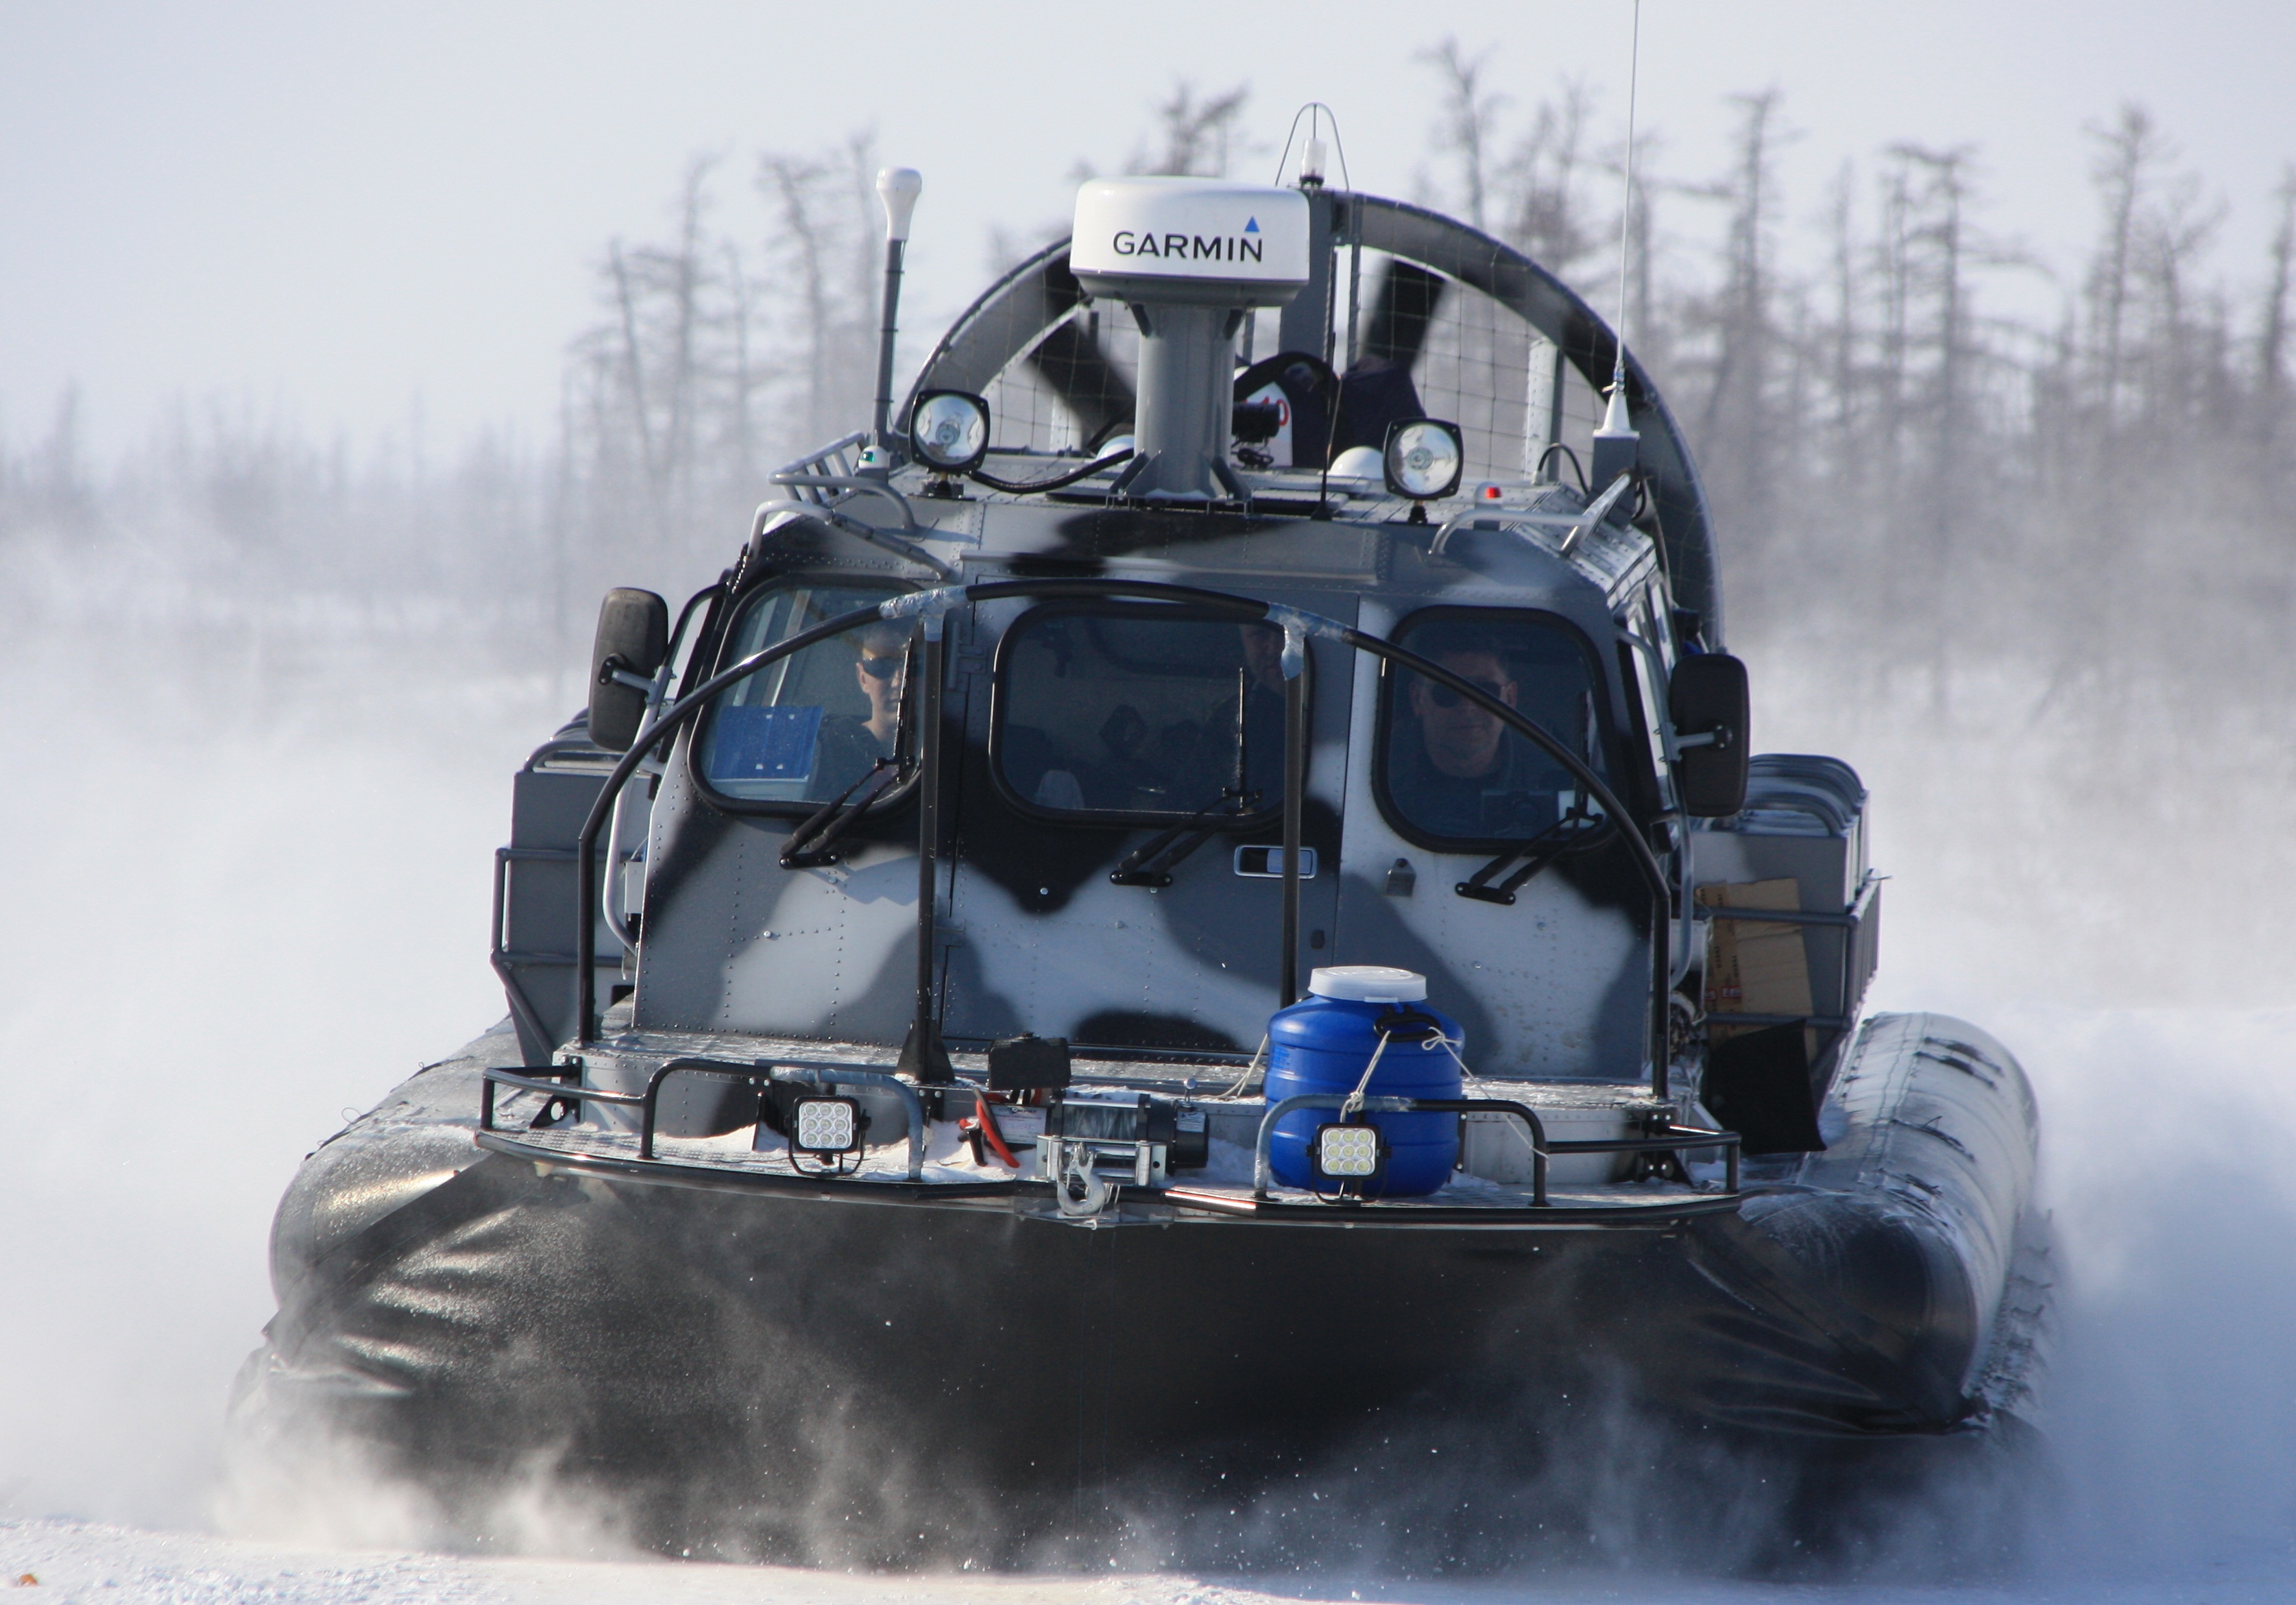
975,249,1612,490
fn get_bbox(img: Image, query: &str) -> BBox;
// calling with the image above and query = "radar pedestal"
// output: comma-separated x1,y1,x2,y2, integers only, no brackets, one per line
1070,178,1310,500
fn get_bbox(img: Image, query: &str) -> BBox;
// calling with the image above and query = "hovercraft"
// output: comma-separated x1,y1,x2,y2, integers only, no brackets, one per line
232,152,2046,1560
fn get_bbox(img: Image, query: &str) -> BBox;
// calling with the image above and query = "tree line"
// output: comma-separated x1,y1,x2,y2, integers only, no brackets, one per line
5,69,2288,739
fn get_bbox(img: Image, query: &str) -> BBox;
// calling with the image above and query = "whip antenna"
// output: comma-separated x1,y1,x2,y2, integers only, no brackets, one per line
1591,0,1643,500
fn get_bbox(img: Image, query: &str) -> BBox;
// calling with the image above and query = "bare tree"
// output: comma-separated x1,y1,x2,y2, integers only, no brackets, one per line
762,151,836,445
1134,82,1250,178
2260,170,2296,393
2083,104,2163,424
1690,90,1788,546
759,132,883,450
1419,38,1503,232
1497,78,1599,272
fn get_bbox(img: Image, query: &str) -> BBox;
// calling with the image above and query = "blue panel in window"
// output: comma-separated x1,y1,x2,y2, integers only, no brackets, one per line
708,705,823,783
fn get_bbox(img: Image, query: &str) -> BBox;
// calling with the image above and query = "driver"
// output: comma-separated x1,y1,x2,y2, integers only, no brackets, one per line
808,621,910,800
1388,631,1543,838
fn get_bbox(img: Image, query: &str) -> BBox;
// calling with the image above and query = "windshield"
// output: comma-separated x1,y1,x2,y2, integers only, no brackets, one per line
995,605,1298,820
696,581,913,805
1377,608,1607,845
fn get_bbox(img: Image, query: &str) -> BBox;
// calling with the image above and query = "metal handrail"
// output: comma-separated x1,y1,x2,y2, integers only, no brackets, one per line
480,1065,1738,1206
769,431,870,505
479,1063,636,1131
766,472,920,531
757,1064,927,1181
1253,1094,1539,1202
479,1058,927,1181
1252,1094,1741,1205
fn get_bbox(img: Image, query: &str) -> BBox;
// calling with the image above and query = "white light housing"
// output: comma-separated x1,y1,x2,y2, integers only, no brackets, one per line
877,167,922,242
791,1096,862,1154
910,390,990,473
1314,1122,1385,1180
1383,419,1464,502
1299,135,1328,187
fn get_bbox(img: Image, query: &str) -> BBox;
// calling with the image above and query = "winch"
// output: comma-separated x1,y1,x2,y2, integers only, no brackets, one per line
1038,1090,1211,1193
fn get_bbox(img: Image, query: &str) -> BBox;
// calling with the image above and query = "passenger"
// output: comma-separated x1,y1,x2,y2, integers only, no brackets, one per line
1389,632,1546,838
808,621,910,800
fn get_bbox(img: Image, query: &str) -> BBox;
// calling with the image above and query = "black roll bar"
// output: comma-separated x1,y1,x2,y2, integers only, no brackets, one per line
570,578,1676,1096
910,626,947,1072
1279,663,1306,1006
1249,1094,1742,1205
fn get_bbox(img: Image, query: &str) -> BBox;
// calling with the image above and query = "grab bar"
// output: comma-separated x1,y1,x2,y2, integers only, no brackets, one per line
1253,1096,1740,1205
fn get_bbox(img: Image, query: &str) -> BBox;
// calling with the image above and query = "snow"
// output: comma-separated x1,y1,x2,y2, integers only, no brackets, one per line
10,1515,2296,1605
7,565,2296,1602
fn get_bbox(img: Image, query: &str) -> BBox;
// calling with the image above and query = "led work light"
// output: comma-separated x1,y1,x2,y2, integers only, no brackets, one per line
1312,1121,1386,1181
789,1095,866,1161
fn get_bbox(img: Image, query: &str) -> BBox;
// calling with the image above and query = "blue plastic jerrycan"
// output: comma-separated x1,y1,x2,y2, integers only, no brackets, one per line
1265,966,1462,1195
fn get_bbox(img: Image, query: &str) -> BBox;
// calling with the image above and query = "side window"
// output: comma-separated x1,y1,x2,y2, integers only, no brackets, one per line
1376,607,1608,846
694,581,915,806
1622,595,1677,812
994,605,1299,821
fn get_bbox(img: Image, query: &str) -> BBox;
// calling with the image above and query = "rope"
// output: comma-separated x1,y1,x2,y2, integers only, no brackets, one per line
1430,1030,1476,1087
1340,1030,1395,1119
1218,1035,1269,1099
1430,1032,1540,1161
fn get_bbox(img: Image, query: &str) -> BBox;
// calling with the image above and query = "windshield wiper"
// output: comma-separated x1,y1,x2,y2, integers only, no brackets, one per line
1110,664,1261,889
1108,787,1261,887
780,756,904,869
1454,804,1611,906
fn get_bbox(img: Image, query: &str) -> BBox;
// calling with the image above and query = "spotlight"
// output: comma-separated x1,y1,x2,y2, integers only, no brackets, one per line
1383,419,1464,514
910,390,991,474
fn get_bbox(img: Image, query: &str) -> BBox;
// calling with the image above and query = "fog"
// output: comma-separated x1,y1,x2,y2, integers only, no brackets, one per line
5,20,2296,1601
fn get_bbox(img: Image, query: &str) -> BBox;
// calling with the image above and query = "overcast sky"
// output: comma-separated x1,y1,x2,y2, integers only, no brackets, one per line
5,1,2292,459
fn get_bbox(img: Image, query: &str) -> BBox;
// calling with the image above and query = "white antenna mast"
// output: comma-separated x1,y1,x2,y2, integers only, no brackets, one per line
1591,0,1643,499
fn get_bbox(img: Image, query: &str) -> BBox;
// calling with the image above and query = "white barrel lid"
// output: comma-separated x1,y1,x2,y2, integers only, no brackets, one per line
1307,965,1427,1003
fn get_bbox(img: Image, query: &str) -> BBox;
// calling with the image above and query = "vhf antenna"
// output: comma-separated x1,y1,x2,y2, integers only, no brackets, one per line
1589,0,1643,503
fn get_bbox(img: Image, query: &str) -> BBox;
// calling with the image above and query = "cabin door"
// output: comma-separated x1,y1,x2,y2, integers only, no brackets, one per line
939,591,1355,1058
1323,598,1651,1078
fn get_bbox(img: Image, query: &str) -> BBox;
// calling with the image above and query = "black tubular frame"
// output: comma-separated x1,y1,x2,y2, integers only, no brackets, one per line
571,577,1676,1097
479,1057,932,1179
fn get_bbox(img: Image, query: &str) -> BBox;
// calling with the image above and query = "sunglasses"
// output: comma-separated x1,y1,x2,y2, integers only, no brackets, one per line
858,653,907,681
1424,675,1510,710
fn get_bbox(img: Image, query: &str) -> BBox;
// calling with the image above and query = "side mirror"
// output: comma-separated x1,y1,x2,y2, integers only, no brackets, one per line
1667,653,1750,817
588,588,670,752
